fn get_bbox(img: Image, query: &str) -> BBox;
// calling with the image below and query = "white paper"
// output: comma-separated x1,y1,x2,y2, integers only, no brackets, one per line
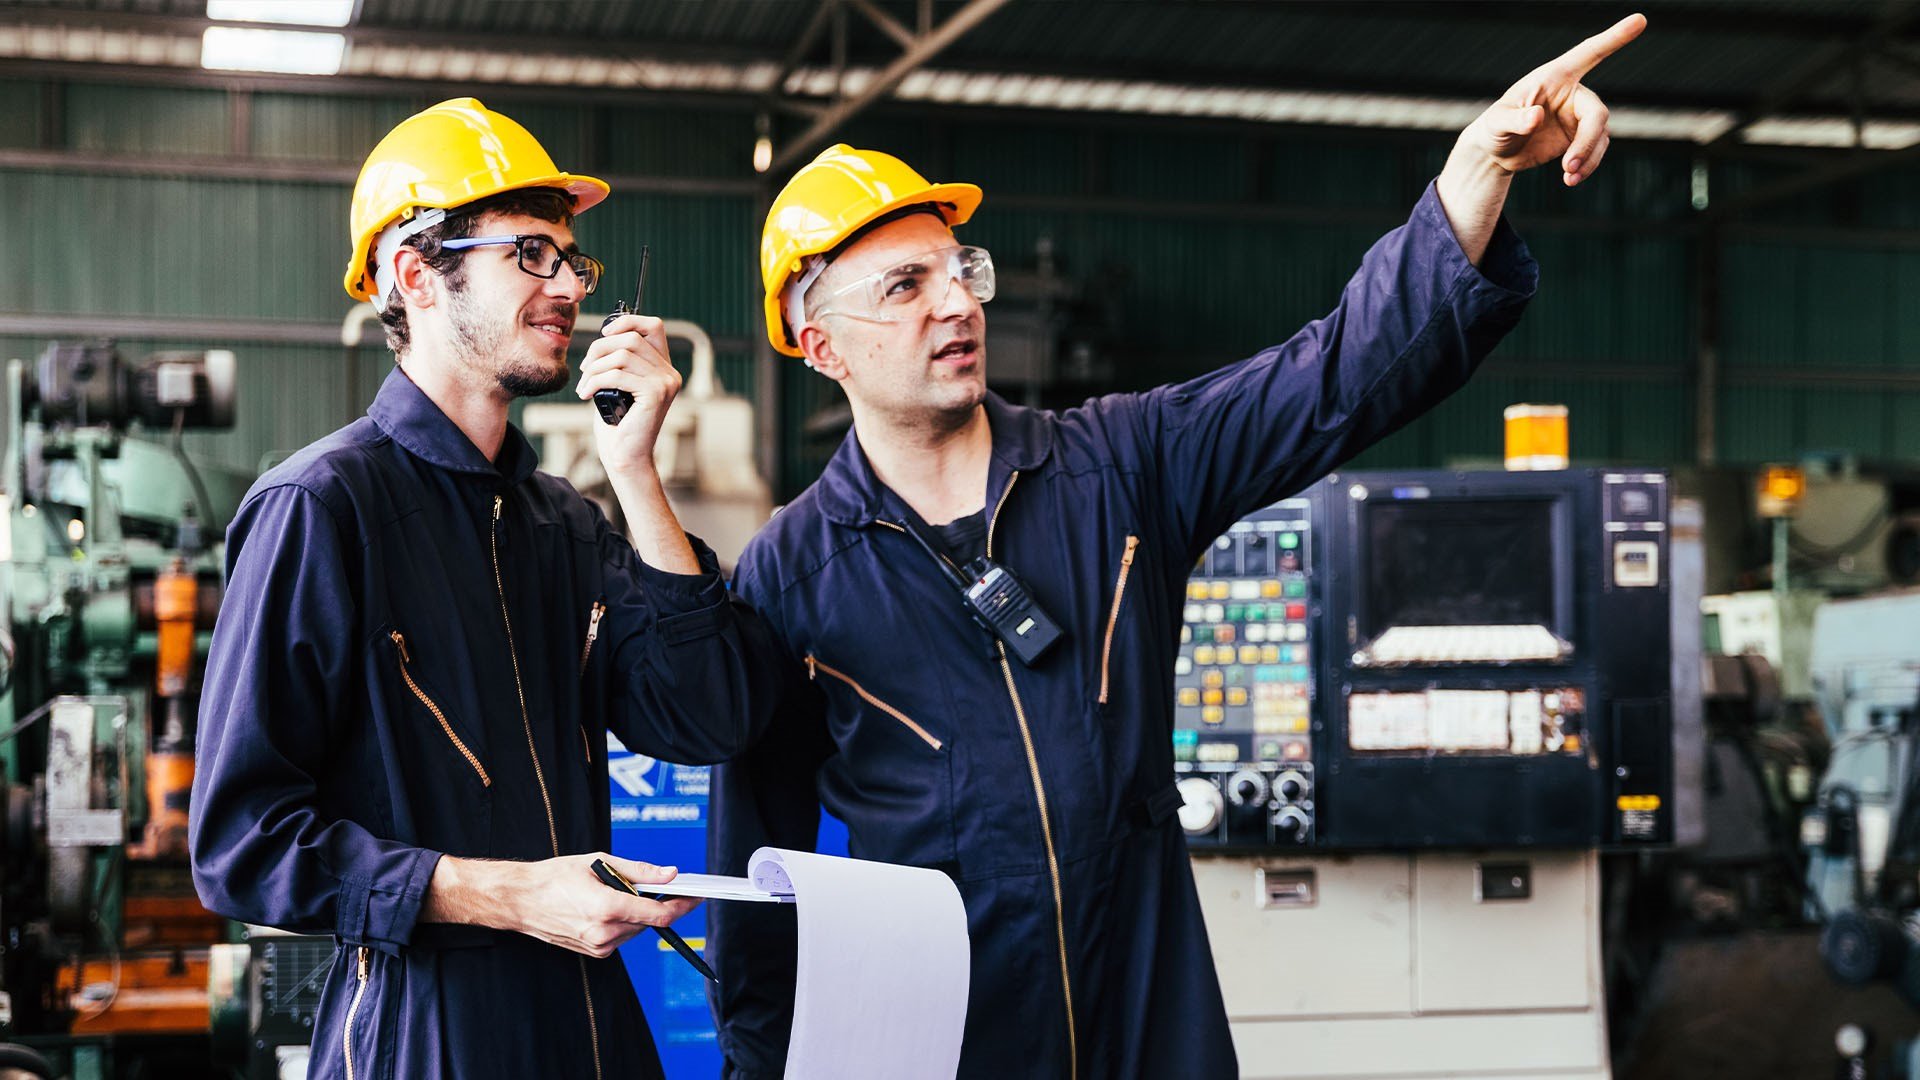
750,847,971,1080
643,870,794,903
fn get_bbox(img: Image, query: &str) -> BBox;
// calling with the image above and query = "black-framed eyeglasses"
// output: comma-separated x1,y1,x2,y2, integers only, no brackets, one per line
440,234,604,295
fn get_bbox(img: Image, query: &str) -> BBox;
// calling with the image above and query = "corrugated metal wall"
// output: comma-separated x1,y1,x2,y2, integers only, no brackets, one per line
4,79,1918,502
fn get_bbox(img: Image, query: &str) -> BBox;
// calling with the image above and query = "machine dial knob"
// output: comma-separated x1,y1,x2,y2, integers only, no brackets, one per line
1275,770,1309,803
1176,777,1224,835
1226,768,1269,809
1271,805,1310,842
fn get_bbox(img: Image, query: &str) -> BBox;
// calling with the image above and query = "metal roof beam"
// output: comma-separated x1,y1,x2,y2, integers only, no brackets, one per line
846,0,917,52
765,0,839,104
1704,0,1920,153
769,0,1016,174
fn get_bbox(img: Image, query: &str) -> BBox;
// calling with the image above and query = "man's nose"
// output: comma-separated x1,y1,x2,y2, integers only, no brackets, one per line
930,273,976,320
549,262,589,304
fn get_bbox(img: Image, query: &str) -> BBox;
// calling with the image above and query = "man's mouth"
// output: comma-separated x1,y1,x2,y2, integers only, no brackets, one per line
527,313,574,340
932,338,978,363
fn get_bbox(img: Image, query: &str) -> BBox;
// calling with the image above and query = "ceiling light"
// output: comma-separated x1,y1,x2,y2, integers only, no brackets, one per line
200,26,345,75
205,0,355,27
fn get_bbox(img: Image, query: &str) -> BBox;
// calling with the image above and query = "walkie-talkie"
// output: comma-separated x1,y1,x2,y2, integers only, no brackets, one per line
594,244,650,426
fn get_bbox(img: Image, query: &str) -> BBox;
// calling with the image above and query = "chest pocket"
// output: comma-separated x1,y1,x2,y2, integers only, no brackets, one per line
805,653,955,867
369,624,493,852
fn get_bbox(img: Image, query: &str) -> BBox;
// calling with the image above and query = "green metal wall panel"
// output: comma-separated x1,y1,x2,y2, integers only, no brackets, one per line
950,123,1081,196
605,109,758,179
573,192,756,337
1722,242,1799,367
0,82,41,149
66,83,229,157
251,92,419,161
1267,137,1402,207
0,170,347,320
1105,129,1250,203
1895,395,1920,460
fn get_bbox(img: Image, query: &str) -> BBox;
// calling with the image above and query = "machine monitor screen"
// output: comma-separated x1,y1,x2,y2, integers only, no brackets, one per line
1357,497,1567,664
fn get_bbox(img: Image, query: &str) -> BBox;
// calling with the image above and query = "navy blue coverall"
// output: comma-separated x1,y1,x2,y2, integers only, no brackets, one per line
190,367,778,1080
709,184,1539,1078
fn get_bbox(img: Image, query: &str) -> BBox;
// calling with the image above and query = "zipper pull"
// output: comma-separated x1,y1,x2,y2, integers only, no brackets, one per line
1121,535,1139,566
806,655,817,680
389,630,410,663
586,602,605,644
493,493,504,524
356,946,369,981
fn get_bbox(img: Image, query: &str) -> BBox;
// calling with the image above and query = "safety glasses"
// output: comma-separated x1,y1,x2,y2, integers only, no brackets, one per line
440,234,604,295
814,245,994,324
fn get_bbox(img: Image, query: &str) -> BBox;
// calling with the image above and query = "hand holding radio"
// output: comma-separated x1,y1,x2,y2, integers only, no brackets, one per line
579,246,680,479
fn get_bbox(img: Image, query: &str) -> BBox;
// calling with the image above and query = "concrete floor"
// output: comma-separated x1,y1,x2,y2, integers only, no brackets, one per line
1621,929,1916,1079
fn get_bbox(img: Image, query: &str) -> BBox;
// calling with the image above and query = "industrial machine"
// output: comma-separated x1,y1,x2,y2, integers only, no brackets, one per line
0,341,245,1078
1178,468,1677,1080
1801,589,1920,999
1175,468,1675,853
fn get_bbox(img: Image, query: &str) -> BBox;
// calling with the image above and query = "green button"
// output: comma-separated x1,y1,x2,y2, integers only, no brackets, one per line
1244,604,1265,621
1279,532,1300,549
1284,580,1306,597
1193,626,1214,643
1225,604,1245,622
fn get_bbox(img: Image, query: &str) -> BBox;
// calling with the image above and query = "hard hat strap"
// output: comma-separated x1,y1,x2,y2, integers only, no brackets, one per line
371,207,451,307
783,254,831,347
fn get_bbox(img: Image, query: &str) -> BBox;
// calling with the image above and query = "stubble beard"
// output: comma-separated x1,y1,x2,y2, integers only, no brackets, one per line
448,284,572,399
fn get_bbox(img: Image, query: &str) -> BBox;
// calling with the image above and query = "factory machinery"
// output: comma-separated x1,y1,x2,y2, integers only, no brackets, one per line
1177,468,1680,1080
0,341,252,1080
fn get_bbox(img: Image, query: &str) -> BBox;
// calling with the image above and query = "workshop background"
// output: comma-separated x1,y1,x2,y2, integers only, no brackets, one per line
3,2,1920,1079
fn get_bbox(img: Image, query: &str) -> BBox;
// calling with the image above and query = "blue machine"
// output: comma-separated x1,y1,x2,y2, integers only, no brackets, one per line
606,734,848,1078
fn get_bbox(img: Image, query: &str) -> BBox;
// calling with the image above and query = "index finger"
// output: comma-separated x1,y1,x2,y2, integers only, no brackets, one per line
600,312,663,337
1560,13,1646,78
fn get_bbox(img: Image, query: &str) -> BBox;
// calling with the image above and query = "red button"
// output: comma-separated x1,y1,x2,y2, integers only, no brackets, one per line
1285,602,1306,620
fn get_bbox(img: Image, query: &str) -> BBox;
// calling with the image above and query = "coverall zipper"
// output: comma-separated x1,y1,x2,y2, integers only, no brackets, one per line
579,602,606,765
806,655,944,751
983,471,1078,1079
492,494,602,1080
1098,536,1140,705
343,946,369,1080
389,630,491,786
579,602,606,676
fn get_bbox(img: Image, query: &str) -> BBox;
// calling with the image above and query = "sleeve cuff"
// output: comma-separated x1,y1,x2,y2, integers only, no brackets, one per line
1416,179,1539,302
338,847,441,953
632,532,729,613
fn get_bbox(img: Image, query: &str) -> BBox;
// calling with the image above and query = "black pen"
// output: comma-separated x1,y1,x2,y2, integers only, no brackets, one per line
593,245,649,426
589,857,718,983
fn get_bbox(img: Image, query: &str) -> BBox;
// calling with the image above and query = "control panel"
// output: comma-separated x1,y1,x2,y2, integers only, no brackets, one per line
1171,469,1675,853
1173,498,1318,848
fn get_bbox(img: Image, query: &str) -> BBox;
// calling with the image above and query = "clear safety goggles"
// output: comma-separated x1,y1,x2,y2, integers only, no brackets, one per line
814,245,995,324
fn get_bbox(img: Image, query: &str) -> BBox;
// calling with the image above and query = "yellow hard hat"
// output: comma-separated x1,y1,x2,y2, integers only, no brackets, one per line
343,97,610,301
760,144,982,357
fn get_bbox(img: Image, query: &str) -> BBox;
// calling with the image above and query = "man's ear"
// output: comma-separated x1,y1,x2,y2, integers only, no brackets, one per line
798,323,848,380
394,246,437,310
